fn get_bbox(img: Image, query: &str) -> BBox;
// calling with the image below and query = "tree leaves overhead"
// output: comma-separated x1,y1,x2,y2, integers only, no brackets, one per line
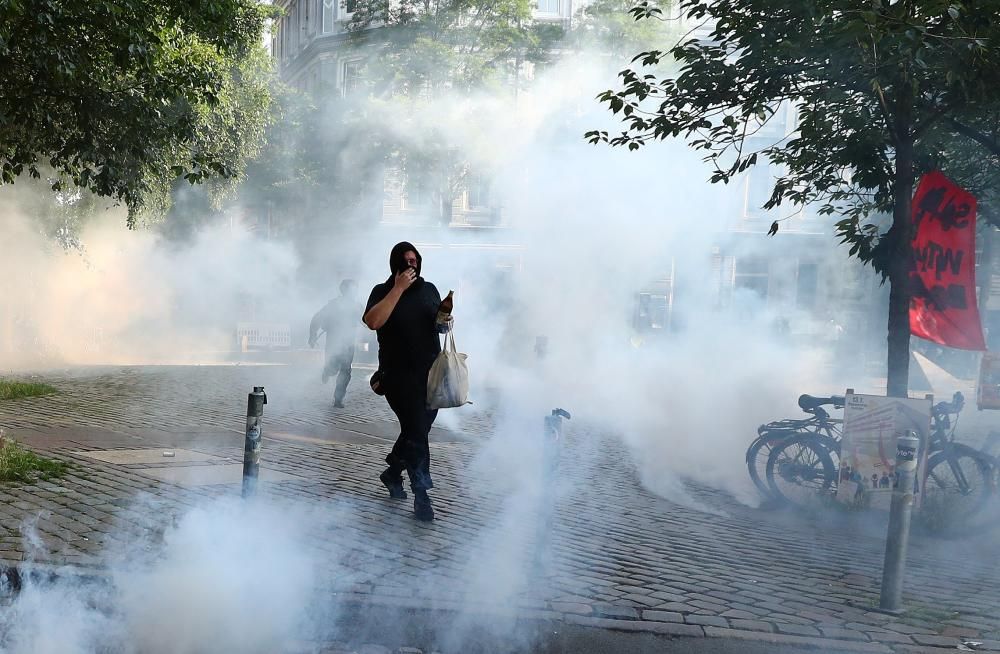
349,0,560,94
589,0,1000,274
571,0,676,59
0,0,274,224
589,0,1000,397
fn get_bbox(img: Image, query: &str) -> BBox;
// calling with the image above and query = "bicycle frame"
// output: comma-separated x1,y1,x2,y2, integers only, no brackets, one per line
758,409,842,452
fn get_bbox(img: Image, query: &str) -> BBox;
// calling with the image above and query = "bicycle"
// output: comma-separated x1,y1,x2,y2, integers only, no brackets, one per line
920,393,995,526
746,394,843,500
764,392,994,522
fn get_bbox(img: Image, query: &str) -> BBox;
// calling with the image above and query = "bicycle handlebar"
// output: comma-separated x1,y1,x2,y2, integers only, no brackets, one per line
932,391,965,418
797,394,846,412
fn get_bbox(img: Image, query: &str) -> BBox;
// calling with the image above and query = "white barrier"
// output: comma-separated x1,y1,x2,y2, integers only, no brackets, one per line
236,322,291,351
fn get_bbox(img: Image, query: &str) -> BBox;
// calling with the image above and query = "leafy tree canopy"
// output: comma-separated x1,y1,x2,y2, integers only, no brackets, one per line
0,0,275,224
349,0,563,94
571,0,676,59
589,0,1000,264
589,0,1000,396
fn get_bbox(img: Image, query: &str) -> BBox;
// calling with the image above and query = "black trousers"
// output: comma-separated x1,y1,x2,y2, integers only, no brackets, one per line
383,369,437,491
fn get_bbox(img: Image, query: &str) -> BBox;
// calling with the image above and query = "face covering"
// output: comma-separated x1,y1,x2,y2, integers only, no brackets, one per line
388,241,422,277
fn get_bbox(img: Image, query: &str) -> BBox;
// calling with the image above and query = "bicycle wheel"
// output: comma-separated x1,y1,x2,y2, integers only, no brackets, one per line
747,436,776,498
766,435,836,506
922,444,994,530
747,430,799,499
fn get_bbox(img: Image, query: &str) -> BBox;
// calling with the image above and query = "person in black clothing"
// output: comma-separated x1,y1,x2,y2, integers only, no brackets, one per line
363,242,451,522
309,279,360,408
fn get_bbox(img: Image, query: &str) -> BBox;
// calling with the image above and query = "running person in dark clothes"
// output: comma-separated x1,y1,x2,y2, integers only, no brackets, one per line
309,279,360,408
363,242,452,522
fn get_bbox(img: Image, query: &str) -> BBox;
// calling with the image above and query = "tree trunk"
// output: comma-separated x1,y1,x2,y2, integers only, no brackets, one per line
886,134,914,398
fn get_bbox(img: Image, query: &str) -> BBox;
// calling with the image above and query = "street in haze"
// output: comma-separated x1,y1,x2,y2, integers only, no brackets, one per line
0,364,998,653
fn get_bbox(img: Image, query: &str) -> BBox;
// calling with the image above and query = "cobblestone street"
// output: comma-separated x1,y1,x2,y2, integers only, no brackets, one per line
1,364,999,653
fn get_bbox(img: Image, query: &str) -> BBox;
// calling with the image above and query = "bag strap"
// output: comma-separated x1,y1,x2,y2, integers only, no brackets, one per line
446,330,457,353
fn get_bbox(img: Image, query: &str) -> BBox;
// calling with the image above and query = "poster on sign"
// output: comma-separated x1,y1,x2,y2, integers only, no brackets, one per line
836,393,932,510
909,171,987,351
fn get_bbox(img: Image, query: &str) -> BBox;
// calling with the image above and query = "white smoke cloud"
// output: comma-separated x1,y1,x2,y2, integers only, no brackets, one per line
0,497,325,654
0,44,859,503
333,53,850,507
0,37,878,654
0,204,305,367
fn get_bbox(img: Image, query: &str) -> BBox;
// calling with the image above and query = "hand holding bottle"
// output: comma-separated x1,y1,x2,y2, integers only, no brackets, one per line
436,290,454,333
436,316,454,334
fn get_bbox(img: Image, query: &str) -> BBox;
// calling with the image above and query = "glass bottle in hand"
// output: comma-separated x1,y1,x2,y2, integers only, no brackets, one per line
436,290,454,325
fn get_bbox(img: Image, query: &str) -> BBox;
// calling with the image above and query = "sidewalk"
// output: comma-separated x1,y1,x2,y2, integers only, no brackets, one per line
1,364,999,653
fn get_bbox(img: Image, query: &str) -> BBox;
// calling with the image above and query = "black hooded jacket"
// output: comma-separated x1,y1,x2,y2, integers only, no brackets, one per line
364,241,443,374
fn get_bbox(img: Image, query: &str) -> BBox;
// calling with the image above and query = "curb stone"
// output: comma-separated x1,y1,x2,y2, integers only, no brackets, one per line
562,615,706,637
891,646,1000,654
702,627,894,653
2,563,973,654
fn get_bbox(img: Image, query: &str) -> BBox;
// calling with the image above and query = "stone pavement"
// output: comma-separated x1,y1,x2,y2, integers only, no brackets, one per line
1,364,1000,653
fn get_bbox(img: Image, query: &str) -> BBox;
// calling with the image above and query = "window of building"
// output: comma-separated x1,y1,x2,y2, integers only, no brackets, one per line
277,18,285,59
734,258,769,298
401,178,426,210
466,175,491,209
536,0,560,13
322,0,336,32
341,0,357,18
342,60,363,95
634,293,669,331
796,262,818,310
746,162,774,216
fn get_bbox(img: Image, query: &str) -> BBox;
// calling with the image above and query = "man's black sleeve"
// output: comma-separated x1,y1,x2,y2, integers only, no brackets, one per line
363,284,387,323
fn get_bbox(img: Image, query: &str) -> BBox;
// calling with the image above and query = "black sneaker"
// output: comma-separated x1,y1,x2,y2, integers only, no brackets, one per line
379,469,407,499
413,491,435,522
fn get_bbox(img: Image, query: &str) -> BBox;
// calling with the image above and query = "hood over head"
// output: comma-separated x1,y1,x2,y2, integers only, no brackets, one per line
389,241,422,277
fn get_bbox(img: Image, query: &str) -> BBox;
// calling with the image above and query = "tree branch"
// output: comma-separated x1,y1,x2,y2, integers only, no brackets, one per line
949,117,1000,159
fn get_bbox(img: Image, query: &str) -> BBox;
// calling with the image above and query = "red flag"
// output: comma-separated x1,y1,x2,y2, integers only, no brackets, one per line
909,171,986,351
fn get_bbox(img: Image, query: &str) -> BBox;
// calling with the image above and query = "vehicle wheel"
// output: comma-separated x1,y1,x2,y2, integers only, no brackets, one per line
747,431,799,499
765,435,837,506
921,444,994,531
747,436,776,499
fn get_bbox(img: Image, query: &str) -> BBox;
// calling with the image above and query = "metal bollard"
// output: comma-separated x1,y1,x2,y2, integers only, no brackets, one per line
543,408,571,472
242,386,267,498
879,431,920,613
535,408,571,569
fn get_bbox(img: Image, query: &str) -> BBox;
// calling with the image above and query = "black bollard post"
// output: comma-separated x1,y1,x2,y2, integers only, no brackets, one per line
543,408,571,473
535,408,571,569
879,431,919,613
242,386,267,498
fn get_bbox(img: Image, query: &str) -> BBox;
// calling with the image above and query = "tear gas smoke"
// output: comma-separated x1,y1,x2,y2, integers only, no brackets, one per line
0,31,893,654
0,498,324,654
0,51,870,502
0,203,304,367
